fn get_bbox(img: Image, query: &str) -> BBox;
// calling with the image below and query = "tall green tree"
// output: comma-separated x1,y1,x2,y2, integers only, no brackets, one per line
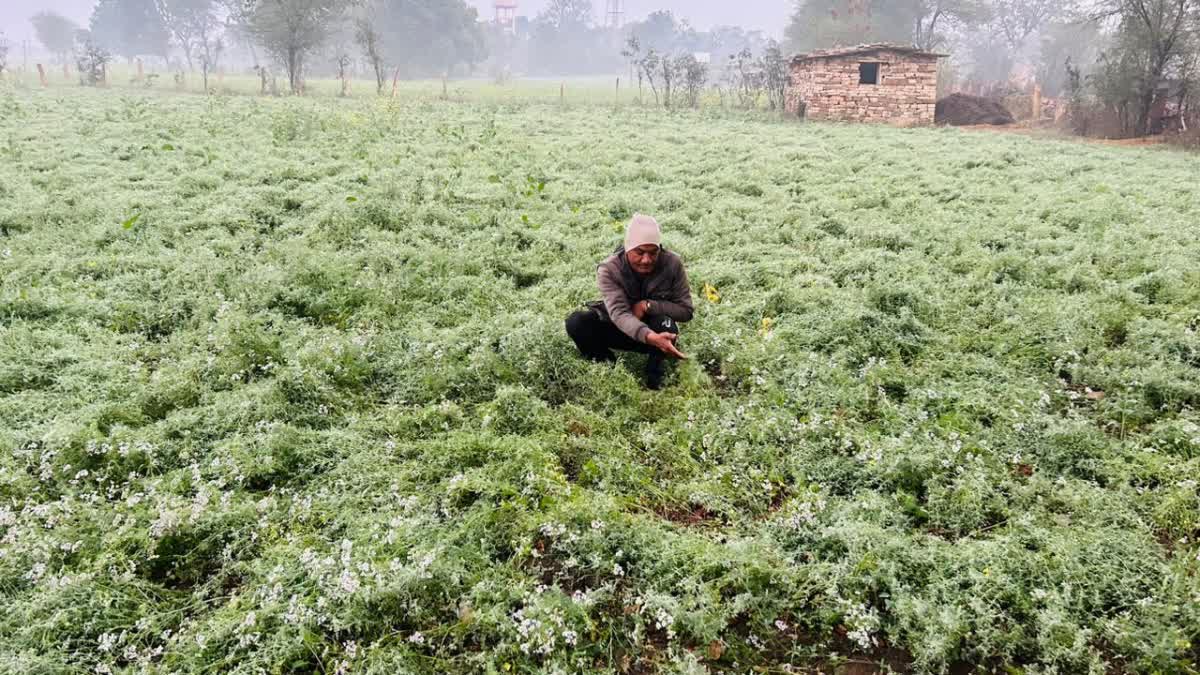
365,0,486,78
785,0,986,52
632,10,682,52
1035,20,1100,95
529,0,619,75
89,0,172,62
242,0,348,94
30,11,80,63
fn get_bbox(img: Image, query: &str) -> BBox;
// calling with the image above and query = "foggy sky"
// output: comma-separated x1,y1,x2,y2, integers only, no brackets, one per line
2,0,790,49
466,1,790,35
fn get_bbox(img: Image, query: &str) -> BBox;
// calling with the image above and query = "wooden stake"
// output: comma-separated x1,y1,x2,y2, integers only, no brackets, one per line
136,58,144,82
616,77,620,105
560,82,565,105
37,63,47,87
1032,83,1042,122
391,66,401,98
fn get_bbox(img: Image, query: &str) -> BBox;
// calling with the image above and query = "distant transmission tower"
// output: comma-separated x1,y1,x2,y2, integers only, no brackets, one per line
604,0,624,28
494,0,518,35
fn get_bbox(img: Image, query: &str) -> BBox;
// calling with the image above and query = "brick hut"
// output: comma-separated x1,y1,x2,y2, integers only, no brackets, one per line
785,44,947,126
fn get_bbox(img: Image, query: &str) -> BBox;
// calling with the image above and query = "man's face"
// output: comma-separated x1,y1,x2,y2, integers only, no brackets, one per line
627,244,660,276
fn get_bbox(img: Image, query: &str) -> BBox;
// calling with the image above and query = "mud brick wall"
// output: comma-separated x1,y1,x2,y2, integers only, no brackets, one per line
785,50,941,127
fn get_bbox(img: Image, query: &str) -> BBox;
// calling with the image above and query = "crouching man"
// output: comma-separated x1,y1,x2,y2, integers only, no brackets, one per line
565,214,693,389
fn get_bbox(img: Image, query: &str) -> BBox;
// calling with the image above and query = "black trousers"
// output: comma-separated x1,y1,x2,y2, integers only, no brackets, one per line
565,309,678,370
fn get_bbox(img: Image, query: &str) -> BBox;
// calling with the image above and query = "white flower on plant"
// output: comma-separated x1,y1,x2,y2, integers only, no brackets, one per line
98,632,118,652
653,608,676,639
24,562,47,583
612,563,624,577
338,569,360,594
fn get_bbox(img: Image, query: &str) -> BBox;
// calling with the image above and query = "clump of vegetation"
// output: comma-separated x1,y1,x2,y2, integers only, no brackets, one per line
74,34,112,87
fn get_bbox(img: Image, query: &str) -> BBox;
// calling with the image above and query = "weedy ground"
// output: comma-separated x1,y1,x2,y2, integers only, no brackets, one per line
1,85,1199,674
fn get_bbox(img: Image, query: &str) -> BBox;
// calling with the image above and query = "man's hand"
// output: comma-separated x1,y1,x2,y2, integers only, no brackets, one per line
632,300,650,320
646,332,687,359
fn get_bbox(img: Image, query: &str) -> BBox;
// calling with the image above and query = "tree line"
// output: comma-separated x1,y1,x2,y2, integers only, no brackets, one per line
26,0,487,94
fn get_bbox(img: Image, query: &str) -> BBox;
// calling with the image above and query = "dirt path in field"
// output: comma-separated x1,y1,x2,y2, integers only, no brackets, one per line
952,121,1170,148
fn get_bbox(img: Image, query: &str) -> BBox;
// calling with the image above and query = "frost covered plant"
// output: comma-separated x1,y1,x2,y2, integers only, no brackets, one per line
512,594,579,657
781,487,828,530
838,599,881,651
2,85,1200,675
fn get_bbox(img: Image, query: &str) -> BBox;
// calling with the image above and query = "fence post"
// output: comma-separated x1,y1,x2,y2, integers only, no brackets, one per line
616,77,620,105
1032,83,1042,122
37,63,47,87
560,82,564,105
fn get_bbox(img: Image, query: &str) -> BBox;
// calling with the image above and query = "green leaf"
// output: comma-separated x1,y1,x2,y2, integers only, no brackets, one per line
345,196,357,203
121,214,141,229
487,175,501,183
161,144,175,151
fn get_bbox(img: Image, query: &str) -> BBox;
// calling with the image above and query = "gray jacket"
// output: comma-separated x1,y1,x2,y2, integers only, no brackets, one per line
597,248,694,343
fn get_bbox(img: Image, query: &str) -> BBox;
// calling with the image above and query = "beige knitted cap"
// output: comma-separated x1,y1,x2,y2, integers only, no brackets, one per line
624,213,662,252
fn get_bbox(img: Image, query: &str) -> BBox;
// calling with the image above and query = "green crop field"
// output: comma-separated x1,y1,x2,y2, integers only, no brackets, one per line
1,85,1198,674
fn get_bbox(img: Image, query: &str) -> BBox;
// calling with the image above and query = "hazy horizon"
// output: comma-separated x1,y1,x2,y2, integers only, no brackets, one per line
1,0,790,50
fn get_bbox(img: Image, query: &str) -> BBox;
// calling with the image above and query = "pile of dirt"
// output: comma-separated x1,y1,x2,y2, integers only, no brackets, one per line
936,94,1016,126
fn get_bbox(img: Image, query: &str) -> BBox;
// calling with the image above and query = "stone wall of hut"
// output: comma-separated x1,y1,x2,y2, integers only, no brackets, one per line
785,50,940,126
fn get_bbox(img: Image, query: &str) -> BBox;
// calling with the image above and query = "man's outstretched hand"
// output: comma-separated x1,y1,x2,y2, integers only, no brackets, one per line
646,332,687,359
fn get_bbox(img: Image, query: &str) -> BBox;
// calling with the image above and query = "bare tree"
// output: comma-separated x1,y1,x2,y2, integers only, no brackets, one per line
74,32,113,86
660,52,676,107
675,53,707,108
638,48,662,105
761,40,790,110
156,0,223,72
993,0,1072,50
353,9,385,95
726,47,763,108
334,52,351,96
913,0,991,50
621,35,643,101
